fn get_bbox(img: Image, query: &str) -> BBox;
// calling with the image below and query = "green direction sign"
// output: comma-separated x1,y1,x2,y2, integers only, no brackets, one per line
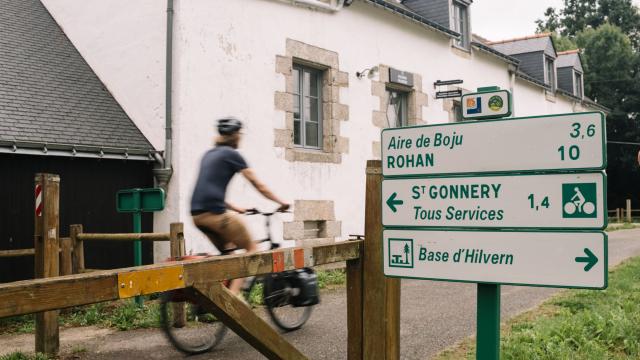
382,172,606,230
461,87,512,120
383,229,608,289
117,188,165,213
381,111,606,177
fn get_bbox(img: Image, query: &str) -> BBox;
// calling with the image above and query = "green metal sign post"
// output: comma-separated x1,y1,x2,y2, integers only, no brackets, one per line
472,86,508,360
116,188,165,306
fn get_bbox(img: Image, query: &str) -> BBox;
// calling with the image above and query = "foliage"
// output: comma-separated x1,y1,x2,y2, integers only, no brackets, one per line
0,353,49,360
537,1,640,209
435,255,640,359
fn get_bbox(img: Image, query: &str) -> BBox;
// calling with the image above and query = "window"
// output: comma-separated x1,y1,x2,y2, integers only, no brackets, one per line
575,72,583,98
452,2,469,48
545,56,556,90
293,64,323,149
452,100,463,122
386,89,408,127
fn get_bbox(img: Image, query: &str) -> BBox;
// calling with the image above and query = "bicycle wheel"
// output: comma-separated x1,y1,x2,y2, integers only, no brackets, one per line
160,291,227,354
263,274,313,331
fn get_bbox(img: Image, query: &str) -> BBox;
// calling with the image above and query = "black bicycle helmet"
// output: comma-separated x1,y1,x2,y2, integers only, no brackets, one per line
217,117,243,135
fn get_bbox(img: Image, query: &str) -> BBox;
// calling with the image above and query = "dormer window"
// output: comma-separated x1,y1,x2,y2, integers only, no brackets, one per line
575,71,583,98
452,1,469,49
545,56,555,91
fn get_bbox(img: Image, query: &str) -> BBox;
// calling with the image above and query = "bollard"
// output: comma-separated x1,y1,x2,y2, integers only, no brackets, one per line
627,199,632,223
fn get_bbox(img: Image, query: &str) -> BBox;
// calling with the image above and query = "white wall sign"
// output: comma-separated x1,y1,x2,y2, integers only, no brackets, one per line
383,229,607,289
381,112,606,176
382,172,606,229
461,89,511,119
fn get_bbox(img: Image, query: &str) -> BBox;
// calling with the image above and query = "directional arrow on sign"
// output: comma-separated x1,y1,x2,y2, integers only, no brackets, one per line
575,248,598,272
386,192,404,213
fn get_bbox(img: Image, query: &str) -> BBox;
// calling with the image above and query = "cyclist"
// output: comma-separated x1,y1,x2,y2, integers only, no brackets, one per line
190,116,290,296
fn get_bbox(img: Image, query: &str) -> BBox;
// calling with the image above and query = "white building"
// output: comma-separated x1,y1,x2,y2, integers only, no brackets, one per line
41,0,605,259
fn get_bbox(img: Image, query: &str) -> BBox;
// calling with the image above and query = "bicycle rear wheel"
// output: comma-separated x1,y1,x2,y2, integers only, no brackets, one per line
160,291,228,354
263,274,313,331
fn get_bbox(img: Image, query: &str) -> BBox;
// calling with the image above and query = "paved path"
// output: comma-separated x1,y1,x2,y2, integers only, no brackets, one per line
2,229,640,360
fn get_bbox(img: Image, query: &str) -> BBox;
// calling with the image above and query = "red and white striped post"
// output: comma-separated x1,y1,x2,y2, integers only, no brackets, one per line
34,173,60,356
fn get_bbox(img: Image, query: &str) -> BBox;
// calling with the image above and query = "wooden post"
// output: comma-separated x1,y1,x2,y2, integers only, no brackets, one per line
347,240,364,360
34,173,60,356
60,238,73,276
362,160,400,360
627,199,632,223
617,208,621,223
169,223,186,327
70,224,84,274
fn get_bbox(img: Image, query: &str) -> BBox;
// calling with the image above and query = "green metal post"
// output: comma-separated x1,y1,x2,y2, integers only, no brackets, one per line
476,283,500,360
133,210,143,307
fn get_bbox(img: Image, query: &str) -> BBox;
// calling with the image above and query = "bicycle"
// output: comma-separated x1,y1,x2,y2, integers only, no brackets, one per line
159,209,317,355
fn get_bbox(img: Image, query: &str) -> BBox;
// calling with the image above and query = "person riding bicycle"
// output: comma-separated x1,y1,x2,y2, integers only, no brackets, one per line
190,116,290,295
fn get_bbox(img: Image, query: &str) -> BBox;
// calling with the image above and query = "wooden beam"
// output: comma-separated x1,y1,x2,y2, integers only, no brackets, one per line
362,160,400,360
0,249,35,257
70,225,84,274
169,223,186,327
77,233,170,242
34,173,60,356
347,240,364,360
60,238,73,276
191,282,308,360
0,241,362,318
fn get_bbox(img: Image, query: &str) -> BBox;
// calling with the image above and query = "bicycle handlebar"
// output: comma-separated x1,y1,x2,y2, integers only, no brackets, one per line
244,208,291,216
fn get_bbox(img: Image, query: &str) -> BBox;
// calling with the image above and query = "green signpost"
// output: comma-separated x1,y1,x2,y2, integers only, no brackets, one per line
116,187,165,306
380,86,607,359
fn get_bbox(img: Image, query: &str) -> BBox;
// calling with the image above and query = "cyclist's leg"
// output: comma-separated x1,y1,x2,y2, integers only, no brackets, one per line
193,212,256,295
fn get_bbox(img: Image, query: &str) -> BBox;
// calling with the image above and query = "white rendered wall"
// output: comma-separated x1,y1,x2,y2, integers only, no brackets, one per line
43,0,593,258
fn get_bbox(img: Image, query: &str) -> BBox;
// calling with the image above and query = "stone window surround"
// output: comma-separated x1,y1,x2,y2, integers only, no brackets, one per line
274,39,349,164
371,64,428,159
283,200,341,247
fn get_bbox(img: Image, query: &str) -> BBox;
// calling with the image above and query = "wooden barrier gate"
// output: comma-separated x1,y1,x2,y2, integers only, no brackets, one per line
0,163,398,359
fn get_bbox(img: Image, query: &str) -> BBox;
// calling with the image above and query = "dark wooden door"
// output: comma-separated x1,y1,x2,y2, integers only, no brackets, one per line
0,154,155,283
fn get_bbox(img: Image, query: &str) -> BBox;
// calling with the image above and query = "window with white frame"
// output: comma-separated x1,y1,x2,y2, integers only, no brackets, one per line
545,56,556,91
293,64,323,149
386,89,408,127
452,2,470,49
575,71,583,98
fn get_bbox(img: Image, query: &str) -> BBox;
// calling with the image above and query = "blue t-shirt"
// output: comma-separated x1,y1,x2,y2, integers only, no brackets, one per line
190,146,248,214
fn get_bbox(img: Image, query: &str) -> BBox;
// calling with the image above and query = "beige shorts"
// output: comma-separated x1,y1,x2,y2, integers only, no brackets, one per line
192,211,252,252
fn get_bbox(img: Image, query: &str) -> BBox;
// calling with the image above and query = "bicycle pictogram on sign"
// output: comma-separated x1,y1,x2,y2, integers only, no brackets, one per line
562,183,597,218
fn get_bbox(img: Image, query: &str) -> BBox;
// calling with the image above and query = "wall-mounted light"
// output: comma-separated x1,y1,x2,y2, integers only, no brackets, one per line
356,66,379,79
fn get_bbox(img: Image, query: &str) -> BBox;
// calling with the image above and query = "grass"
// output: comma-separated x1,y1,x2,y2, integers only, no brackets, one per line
605,222,640,232
0,269,347,335
436,256,640,360
0,353,49,360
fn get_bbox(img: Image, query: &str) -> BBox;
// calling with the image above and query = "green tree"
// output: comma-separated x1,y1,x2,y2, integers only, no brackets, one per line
404,243,410,264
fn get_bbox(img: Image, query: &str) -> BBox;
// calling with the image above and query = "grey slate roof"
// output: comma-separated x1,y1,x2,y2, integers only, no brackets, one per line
402,0,451,28
0,0,154,152
557,51,583,72
364,0,460,38
489,35,556,58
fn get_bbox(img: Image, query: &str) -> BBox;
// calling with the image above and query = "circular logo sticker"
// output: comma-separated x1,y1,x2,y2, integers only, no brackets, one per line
488,95,504,111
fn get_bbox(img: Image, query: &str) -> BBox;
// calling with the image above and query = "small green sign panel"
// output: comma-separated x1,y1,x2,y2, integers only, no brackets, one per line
388,238,414,268
562,183,597,218
117,188,165,213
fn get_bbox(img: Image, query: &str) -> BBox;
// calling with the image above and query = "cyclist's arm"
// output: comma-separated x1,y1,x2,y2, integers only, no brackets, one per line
240,168,289,209
225,202,246,214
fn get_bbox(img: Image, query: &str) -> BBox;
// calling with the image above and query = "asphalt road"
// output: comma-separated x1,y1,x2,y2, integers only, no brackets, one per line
3,229,640,360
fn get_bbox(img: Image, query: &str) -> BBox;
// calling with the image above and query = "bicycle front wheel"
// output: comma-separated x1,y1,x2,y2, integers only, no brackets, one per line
160,291,227,354
263,274,313,331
